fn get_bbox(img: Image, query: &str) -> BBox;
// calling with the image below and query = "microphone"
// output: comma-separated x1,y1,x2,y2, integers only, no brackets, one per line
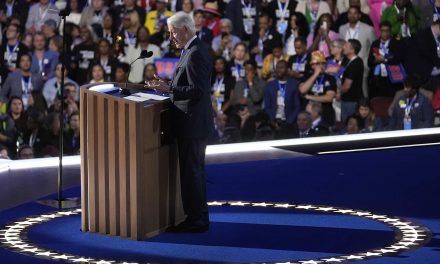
120,50,154,94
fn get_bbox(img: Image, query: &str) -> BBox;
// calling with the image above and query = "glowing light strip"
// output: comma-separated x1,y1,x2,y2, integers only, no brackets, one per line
0,202,431,264
206,128,440,155
8,156,80,170
318,142,440,155
88,84,117,93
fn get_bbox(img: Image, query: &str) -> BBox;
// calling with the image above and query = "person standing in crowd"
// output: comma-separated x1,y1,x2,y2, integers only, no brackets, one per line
334,0,374,31
210,56,235,115
145,12,213,233
226,0,261,42
295,0,331,32
228,42,248,81
283,12,310,56
325,38,348,85
102,13,116,43
94,38,119,82
79,0,108,35
113,0,146,28
339,5,375,97
65,0,87,26
117,11,141,57
250,13,282,67
340,39,364,124
126,26,160,83
145,0,173,35
71,25,98,85
0,23,30,87
43,63,79,108
1,54,44,110
264,60,301,139
31,32,59,81
338,0,371,15
287,36,311,82
202,1,222,38
388,76,434,130
113,62,130,83
307,13,339,57
212,18,241,60
193,9,213,46
381,0,420,39
0,0,29,28
266,0,298,36
89,63,106,84
299,51,337,127
232,60,266,116
181,0,195,17
25,0,60,33
367,21,403,98
408,18,440,93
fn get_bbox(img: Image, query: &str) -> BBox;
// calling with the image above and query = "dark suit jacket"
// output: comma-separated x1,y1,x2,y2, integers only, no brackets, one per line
226,0,261,39
264,78,301,124
388,93,434,130
0,0,29,27
406,26,440,83
367,38,402,69
250,28,283,59
170,37,214,139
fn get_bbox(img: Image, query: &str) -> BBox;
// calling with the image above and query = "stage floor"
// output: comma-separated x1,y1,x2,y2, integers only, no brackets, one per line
0,143,439,264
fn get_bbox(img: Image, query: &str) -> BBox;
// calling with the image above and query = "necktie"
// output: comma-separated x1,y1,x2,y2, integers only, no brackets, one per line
181,49,186,58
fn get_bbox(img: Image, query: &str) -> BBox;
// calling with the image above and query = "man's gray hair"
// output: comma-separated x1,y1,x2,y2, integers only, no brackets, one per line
167,11,196,34
220,18,233,31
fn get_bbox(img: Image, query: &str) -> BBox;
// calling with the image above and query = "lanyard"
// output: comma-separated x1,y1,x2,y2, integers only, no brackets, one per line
242,0,253,18
277,0,290,20
347,25,360,39
405,95,417,117
315,74,325,87
278,80,287,97
379,40,389,57
258,31,269,51
295,53,308,71
6,42,19,61
39,5,48,21
21,76,32,94
307,0,319,20
214,77,224,93
124,31,136,46
235,63,242,77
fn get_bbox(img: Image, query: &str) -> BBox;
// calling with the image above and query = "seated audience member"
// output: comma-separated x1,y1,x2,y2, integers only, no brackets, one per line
23,110,51,158
299,51,337,127
355,98,383,132
388,76,434,130
7,96,27,158
227,42,248,81
283,12,310,57
18,144,34,159
345,114,364,134
212,18,241,60
70,25,98,85
31,32,59,80
141,63,156,83
367,21,403,98
64,111,80,155
43,64,79,108
305,101,331,136
89,64,106,84
262,44,289,81
94,38,119,82
308,14,339,57
264,60,301,139
287,36,311,82
192,9,213,46
231,60,266,116
340,39,364,124
145,0,173,35
1,54,45,110
294,111,313,138
211,56,235,115
0,145,10,159
0,108,14,156
114,63,130,83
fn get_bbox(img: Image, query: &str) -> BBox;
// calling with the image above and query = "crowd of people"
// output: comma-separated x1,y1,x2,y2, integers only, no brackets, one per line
0,0,439,159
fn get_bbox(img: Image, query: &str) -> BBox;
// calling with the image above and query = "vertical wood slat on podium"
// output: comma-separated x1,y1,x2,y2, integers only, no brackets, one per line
80,85,184,240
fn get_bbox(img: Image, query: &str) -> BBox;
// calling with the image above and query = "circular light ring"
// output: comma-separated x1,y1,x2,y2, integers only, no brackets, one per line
0,202,432,264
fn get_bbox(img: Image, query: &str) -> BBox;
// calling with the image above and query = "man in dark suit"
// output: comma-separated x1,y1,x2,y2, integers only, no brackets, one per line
146,12,214,233
264,60,301,139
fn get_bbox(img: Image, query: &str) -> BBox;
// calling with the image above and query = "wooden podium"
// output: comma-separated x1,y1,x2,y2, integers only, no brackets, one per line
80,83,184,240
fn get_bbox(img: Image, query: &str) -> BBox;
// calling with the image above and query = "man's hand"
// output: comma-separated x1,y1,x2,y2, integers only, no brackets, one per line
145,74,171,93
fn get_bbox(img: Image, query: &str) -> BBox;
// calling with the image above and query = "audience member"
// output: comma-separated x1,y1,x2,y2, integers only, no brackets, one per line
283,12,310,56
31,32,59,80
381,0,420,39
25,0,60,33
287,36,311,82
226,0,261,41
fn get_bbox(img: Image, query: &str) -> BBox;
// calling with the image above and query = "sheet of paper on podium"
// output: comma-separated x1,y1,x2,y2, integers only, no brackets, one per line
133,92,169,101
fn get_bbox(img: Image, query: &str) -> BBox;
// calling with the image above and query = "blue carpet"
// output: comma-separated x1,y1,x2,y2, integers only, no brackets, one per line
1,145,440,263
